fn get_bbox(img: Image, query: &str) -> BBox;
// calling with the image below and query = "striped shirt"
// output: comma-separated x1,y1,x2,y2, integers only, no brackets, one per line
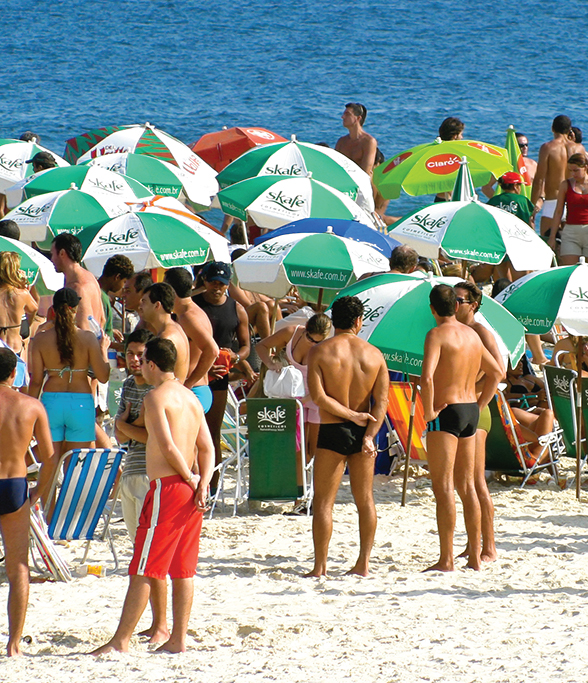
116,375,152,477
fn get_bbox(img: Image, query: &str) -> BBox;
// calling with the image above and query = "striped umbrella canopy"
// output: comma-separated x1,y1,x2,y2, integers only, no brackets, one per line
74,122,218,208
330,273,525,374
0,139,69,192
0,235,64,291
4,188,130,244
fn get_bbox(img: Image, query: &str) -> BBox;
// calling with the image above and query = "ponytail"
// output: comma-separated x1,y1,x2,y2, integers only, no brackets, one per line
54,304,77,365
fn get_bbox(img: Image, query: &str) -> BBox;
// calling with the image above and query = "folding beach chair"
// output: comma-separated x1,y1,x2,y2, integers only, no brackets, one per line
485,391,561,487
246,397,312,512
209,385,248,518
387,382,428,465
31,448,125,576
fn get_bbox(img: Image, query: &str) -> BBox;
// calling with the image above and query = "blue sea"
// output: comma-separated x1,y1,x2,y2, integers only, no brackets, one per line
3,0,588,223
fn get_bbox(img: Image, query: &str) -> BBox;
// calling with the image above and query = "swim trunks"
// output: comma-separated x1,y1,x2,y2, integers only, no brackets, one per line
191,385,213,413
542,198,566,221
317,421,367,457
427,403,479,438
477,404,492,434
41,392,95,442
0,477,28,515
129,474,203,580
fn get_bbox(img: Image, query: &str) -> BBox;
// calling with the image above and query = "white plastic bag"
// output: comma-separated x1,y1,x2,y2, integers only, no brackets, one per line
263,365,305,399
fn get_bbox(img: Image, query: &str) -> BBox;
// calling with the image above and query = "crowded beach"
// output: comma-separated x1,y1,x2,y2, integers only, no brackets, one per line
1,109,588,678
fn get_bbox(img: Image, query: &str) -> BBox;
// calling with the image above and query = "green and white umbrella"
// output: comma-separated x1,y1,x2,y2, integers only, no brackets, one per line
218,136,361,201
0,235,64,291
495,258,588,335
331,273,526,374
75,123,218,208
82,152,184,198
233,228,389,303
0,139,69,192
218,175,376,230
4,187,130,244
10,165,152,207
78,212,218,277
388,159,554,270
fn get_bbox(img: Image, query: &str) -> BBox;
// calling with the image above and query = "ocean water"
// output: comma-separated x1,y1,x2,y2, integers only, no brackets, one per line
3,0,588,221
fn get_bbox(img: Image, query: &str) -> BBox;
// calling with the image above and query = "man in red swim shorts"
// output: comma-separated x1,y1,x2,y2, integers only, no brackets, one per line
91,338,214,655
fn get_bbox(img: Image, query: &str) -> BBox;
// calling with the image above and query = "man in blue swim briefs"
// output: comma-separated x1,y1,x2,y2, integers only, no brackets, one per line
0,347,56,656
163,267,219,414
306,296,389,577
421,285,502,572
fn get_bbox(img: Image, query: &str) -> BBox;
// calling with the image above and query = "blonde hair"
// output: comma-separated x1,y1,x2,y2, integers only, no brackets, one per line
0,252,28,289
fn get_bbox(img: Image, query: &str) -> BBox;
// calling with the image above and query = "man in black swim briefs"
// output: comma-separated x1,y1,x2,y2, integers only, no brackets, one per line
306,296,389,577
0,347,56,656
421,285,502,572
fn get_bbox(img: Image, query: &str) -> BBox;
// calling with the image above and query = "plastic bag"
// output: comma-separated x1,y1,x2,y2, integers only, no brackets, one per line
263,365,305,399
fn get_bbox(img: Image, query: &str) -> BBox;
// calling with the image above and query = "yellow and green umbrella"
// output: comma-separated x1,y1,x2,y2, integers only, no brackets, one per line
374,138,511,199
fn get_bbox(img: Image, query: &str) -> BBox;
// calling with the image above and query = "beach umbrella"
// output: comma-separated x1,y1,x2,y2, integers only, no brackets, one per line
131,195,231,263
0,235,64,291
82,152,184,199
217,175,376,230
331,272,525,504
497,125,533,200
191,126,287,172
16,165,152,204
78,212,220,277
217,137,361,200
333,272,525,374
495,257,588,499
233,227,390,305
63,125,127,164
373,137,511,199
0,139,69,192
388,159,554,271
75,122,218,208
253,217,401,258
4,187,130,244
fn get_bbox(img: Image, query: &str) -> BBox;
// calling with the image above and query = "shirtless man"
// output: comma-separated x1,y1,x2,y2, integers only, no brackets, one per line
306,296,389,577
163,267,219,413
91,337,214,655
516,133,538,184
0,347,56,656
137,282,190,383
454,282,505,563
421,285,502,572
335,103,378,175
532,115,584,238
50,233,105,332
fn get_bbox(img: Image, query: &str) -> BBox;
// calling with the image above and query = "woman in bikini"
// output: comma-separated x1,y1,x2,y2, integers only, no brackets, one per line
0,251,38,354
28,287,110,462
550,153,588,265
257,313,332,467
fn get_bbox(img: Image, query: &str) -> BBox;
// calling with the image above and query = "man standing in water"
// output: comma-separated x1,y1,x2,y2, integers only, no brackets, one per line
421,285,502,572
0,347,56,656
335,103,378,175
91,338,214,655
306,296,389,577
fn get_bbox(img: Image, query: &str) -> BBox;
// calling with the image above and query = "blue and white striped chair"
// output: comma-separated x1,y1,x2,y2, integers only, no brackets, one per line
44,448,125,573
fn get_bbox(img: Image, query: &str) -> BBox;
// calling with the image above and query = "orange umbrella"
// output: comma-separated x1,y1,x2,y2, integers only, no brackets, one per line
191,126,287,172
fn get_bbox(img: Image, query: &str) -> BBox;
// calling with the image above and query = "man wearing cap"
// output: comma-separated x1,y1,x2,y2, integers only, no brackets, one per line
487,172,535,226
193,262,250,488
26,151,57,175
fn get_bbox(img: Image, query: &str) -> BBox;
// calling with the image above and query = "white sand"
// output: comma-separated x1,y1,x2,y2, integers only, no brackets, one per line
2,468,588,682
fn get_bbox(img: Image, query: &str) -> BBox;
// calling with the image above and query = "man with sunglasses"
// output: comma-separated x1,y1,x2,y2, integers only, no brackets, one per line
516,133,537,184
454,282,505,564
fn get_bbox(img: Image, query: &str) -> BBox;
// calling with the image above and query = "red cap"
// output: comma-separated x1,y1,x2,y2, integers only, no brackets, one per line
500,171,523,184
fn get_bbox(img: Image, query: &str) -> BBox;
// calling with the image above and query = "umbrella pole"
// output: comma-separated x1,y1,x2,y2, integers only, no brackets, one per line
576,336,584,501
461,260,468,279
316,288,324,310
401,380,419,507
269,298,279,334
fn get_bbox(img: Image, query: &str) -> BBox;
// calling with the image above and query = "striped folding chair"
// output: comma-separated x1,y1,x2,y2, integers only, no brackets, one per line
40,448,124,574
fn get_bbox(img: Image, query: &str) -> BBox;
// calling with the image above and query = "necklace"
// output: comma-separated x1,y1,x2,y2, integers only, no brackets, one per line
0,382,13,388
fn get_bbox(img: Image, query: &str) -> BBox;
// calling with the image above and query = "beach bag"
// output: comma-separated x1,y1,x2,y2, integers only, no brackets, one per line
263,365,305,399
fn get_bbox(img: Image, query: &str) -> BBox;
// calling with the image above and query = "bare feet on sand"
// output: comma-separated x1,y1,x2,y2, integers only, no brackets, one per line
90,639,128,656
138,626,170,644
345,562,369,577
423,561,454,572
155,638,186,654
458,547,497,563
